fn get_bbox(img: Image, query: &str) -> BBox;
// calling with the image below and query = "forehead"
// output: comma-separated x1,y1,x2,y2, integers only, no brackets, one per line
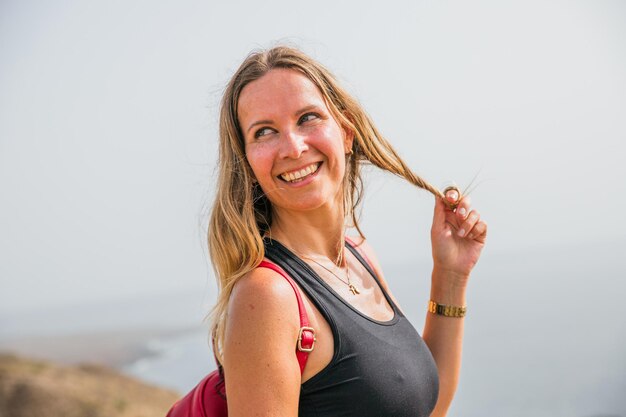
237,69,327,123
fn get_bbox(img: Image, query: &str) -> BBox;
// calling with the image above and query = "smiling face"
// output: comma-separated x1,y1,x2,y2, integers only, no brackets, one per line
237,68,353,215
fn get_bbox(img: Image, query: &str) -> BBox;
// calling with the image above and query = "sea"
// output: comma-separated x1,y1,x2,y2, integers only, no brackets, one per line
2,240,625,417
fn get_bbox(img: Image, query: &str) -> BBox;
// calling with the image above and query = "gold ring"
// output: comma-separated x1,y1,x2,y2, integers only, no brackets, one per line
442,185,461,210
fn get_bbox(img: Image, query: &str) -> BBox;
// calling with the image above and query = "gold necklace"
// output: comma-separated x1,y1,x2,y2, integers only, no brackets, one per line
300,254,361,295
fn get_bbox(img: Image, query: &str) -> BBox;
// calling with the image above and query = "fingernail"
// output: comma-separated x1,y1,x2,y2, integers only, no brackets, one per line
457,228,465,237
458,207,466,216
448,191,459,201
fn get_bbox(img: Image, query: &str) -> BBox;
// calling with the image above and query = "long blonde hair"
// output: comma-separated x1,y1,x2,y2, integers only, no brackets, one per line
208,46,448,363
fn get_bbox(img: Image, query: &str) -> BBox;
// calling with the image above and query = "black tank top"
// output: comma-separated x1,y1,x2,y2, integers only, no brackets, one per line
263,238,440,417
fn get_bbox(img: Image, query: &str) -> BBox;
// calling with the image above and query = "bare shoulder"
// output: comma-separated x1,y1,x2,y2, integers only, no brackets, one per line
228,265,300,320
225,266,301,350
223,266,302,416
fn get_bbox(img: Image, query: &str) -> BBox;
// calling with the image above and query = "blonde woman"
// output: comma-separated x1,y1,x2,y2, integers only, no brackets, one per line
209,46,487,417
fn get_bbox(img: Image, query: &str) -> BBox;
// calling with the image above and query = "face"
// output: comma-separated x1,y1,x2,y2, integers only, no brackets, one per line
237,68,353,214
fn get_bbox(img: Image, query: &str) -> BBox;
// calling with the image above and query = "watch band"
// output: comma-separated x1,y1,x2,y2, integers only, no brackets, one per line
428,300,467,318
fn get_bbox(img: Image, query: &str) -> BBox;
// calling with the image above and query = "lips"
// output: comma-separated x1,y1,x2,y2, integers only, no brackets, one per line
278,162,321,183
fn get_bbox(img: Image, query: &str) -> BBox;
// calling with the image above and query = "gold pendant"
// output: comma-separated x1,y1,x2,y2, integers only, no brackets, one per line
349,284,360,295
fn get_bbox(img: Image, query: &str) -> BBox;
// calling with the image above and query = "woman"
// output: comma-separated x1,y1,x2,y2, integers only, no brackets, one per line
208,46,487,417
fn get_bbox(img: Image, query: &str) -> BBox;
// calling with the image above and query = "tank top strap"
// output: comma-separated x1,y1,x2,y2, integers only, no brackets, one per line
263,237,402,320
343,237,380,285
343,238,402,316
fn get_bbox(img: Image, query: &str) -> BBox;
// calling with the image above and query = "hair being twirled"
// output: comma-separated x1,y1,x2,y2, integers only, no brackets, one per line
208,46,448,363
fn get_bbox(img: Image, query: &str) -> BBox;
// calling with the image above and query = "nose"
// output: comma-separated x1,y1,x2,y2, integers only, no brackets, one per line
279,130,308,159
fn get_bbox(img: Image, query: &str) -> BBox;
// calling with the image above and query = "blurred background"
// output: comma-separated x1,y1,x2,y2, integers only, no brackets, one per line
1,0,625,416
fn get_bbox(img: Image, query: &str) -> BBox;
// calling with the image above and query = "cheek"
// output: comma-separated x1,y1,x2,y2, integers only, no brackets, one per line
312,124,346,151
246,145,274,179
318,126,348,168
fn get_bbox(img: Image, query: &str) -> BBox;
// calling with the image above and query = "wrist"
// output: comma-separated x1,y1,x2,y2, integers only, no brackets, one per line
430,268,468,306
431,266,470,288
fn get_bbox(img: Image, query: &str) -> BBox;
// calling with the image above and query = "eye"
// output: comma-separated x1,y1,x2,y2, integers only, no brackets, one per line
298,112,319,124
254,127,274,139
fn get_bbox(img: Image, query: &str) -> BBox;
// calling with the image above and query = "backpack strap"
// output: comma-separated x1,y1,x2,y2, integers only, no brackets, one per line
257,260,315,375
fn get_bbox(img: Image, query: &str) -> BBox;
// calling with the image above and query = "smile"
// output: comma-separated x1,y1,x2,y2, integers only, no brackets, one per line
278,162,321,183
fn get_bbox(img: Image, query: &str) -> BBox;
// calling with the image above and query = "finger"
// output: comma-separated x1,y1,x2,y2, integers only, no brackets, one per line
468,220,488,242
457,209,480,238
433,195,448,225
434,197,459,239
455,196,472,221
444,188,460,209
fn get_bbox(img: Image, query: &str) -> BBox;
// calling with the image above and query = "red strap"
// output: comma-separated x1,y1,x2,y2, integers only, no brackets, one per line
257,260,315,375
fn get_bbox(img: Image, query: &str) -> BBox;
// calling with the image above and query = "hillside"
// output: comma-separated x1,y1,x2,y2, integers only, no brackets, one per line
0,353,179,417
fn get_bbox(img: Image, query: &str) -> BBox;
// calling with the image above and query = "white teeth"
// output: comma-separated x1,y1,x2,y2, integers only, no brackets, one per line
280,162,320,182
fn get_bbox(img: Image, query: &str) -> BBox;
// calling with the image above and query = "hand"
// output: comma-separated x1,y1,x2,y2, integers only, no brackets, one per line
430,189,488,284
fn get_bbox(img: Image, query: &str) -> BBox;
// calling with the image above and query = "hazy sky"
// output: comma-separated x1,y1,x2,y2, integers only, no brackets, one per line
1,0,625,314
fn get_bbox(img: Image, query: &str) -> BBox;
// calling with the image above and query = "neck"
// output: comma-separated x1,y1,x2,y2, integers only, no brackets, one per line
268,200,346,264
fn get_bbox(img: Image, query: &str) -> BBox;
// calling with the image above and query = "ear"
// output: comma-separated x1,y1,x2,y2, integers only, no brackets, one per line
341,115,355,154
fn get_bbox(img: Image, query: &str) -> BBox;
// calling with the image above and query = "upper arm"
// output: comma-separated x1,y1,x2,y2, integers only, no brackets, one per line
349,236,405,313
223,267,302,417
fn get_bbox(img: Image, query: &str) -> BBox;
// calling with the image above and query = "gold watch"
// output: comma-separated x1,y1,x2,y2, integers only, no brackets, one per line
428,300,467,318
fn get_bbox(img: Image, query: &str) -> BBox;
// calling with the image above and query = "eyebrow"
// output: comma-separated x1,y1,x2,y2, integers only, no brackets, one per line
245,104,321,134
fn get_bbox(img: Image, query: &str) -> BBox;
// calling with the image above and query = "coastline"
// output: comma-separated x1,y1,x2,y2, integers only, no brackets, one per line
0,325,200,369
0,324,216,394
0,353,180,417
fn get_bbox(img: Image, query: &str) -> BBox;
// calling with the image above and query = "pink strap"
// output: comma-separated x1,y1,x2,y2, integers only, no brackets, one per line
257,260,315,375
